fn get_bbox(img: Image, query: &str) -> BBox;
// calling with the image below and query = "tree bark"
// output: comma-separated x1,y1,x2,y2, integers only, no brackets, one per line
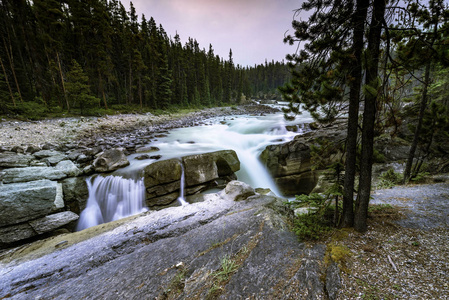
341,0,369,228
0,55,16,107
2,35,23,103
56,51,70,112
354,0,386,233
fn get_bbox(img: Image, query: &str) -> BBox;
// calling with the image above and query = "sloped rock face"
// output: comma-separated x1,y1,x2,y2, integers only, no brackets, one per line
143,150,240,208
0,182,339,299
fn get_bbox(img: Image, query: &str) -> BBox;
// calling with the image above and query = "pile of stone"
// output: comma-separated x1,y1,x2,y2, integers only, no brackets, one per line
0,145,132,248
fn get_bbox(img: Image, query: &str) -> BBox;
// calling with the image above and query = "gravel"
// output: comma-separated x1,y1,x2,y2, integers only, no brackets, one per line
335,178,449,299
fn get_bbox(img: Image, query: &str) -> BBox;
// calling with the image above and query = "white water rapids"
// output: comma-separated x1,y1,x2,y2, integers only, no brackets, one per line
77,104,313,231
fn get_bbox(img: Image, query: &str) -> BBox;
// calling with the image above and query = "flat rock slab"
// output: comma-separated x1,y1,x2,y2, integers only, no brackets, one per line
371,182,449,229
0,152,33,168
0,192,330,299
2,161,80,184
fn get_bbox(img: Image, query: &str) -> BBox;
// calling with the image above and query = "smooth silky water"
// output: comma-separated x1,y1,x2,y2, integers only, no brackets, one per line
77,104,313,230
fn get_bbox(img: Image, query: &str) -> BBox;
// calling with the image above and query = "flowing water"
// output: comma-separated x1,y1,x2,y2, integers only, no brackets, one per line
77,104,313,230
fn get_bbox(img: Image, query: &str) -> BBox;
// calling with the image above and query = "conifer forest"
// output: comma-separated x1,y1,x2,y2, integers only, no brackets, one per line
0,0,290,118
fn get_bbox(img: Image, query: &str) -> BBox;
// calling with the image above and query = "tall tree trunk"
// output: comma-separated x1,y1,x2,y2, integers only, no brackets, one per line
139,76,142,110
354,0,386,233
341,0,369,228
403,62,431,183
56,52,69,112
403,14,439,183
0,55,16,107
99,72,108,110
2,35,23,103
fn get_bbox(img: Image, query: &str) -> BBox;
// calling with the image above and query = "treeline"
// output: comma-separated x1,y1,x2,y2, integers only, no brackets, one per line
0,0,289,117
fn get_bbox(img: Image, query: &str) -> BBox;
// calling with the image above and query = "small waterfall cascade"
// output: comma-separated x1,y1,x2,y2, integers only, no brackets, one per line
76,175,147,231
177,160,188,206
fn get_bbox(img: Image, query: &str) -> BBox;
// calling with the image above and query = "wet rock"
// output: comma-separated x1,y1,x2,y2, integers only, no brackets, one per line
136,146,160,153
62,177,89,214
135,154,151,160
93,148,130,172
0,180,58,226
182,150,240,186
260,121,346,196
143,150,240,207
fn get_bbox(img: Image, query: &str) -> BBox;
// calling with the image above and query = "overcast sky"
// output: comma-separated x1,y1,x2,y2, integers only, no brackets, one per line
121,0,302,67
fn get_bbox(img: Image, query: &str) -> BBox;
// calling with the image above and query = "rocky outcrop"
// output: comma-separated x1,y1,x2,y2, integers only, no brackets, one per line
143,150,240,208
0,151,86,248
0,181,341,299
0,180,59,226
260,121,348,196
93,148,130,172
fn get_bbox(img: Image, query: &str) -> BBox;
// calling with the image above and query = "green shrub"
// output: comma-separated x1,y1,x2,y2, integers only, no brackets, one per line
8,101,48,120
377,168,402,189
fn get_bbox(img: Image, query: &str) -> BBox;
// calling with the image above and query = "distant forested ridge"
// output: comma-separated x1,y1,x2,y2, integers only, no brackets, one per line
0,0,290,117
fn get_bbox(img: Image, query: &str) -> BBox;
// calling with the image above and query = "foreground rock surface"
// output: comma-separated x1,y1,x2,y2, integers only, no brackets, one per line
0,183,334,299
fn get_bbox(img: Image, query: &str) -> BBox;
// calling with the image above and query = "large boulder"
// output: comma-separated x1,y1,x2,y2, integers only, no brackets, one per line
143,150,240,207
93,148,130,172
183,150,239,186
0,180,58,226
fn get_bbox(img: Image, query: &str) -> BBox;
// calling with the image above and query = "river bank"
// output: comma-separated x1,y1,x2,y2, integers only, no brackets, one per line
0,104,279,150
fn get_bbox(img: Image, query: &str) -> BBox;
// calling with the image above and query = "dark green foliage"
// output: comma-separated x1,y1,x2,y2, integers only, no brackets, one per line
0,0,289,118
287,193,334,240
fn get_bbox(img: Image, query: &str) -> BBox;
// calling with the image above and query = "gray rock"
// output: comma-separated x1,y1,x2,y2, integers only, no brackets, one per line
43,153,67,166
52,183,65,212
0,223,36,244
0,180,58,226
55,160,81,177
0,152,33,168
0,188,329,299
222,180,255,201
144,150,240,207
135,146,160,153
326,262,341,300
1,166,67,184
29,211,79,234
144,158,182,187
62,177,89,214
93,148,130,172
182,150,240,186
33,150,63,159
260,122,346,196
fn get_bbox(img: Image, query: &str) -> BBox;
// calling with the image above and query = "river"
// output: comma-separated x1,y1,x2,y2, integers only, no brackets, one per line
77,103,313,230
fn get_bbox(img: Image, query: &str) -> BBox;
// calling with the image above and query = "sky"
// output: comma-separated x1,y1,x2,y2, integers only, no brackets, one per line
121,0,303,67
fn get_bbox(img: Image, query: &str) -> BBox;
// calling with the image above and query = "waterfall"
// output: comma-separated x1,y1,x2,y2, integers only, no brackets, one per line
76,175,147,231
77,109,313,230
177,160,188,206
